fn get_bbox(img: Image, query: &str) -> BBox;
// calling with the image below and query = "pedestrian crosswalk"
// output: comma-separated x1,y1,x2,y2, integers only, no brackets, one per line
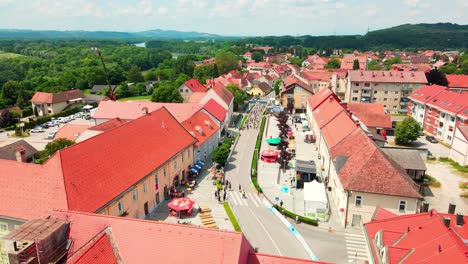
228,191,263,207
344,232,369,262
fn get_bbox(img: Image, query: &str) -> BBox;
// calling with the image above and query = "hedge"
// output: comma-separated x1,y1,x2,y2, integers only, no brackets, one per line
239,114,248,130
251,116,266,193
273,204,319,226
223,202,241,231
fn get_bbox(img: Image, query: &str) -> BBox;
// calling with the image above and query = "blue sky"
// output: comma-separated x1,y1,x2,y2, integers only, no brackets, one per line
0,0,467,36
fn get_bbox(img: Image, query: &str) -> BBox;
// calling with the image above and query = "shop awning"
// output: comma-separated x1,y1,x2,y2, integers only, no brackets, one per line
194,164,202,170
196,160,205,167
266,138,281,145
190,167,199,174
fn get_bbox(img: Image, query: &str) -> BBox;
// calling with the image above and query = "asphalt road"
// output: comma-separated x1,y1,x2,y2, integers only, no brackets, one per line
224,128,311,260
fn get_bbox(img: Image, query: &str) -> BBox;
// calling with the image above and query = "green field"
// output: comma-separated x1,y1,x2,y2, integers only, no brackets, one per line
0,51,23,59
118,95,151,101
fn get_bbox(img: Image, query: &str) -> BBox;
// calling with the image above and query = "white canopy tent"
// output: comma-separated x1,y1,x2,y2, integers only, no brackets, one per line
304,181,328,220
82,105,94,110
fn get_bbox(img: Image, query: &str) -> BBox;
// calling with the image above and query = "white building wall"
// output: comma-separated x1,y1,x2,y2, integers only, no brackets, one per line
449,128,468,166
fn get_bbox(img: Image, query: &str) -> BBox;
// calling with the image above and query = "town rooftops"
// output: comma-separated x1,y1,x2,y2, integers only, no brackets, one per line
31,89,85,104
282,75,314,94
182,111,220,147
348,70,428,84
88,118,128,132
301,70,334,82
425,89,468,117
307,88,339,111
55,124,92,141
364,210,468,264
203,99,227,122
381,148,427,171
0,140,38,161
446,74,468,89
183,78,207,93
45,211,324,264
408,85,446,104
94,101,204,122
347,103,392,129
257,82,271,93
0,107,196,220
371,207,398,221
211,81,234,106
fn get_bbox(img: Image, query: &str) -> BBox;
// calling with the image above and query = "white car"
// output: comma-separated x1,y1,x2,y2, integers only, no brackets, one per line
47,131,57,139
30,127,45,133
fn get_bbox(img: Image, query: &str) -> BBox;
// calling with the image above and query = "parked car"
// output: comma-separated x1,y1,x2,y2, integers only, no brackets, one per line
30,126,45,133
47,131,57,139
426,135,438,144
84,115,92,120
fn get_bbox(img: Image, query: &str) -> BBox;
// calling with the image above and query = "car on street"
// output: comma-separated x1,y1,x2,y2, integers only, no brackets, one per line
47,131,57,139
30,126,45,133
426,135,438,143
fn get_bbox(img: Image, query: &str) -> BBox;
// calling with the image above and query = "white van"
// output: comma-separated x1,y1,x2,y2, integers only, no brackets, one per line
299,113,307,123
302,120,310,132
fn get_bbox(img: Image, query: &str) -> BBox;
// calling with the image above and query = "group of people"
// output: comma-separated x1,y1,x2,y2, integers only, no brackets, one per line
214,179,232,203
243,103,267,130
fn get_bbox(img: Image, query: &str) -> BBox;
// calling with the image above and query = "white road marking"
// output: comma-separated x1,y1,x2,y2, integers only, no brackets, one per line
248,193,258,207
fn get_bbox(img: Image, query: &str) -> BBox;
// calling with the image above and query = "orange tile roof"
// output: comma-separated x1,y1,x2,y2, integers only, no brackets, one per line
68,232,118,264
364,210,468,264
55,124,92,141
372,207,398,221
182,111,220,147
88,118,128,132
321,111,358,149
348,70,427,84
31,89,85,104
408,85,446,104
307,88,339,111
447,74,468,89
426,89,468,117
347,103,392,129
94,101,203,122
211,82,234,106
282,75,314,94
184,78,207,93
203,99,227,122
188,92,207,103
0,107,196,219
248,252,331,264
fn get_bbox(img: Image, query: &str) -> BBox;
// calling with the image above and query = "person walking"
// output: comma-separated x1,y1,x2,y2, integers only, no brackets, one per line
215,190,218,198
223,192,227,201
280,200,283,208
239,184,241,192
218,194,221,203
228,182,232,190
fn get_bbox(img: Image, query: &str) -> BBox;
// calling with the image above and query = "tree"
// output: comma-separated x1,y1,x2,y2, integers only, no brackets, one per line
395,117,421,145
215,51,239,75
211,139,233,167
175,73,191,88
213,63,219,77
194,64,213,84
273,79,282,96
251,52,263,62
367,60,381,71
151,81,183,103
352,59,360,70
1,80,21,106
226,83,248,111
126,66,144,83
36,138,75,164
425,69,448,86
0,110,18,128
324,58,341,69
115,83,130,98
144,70,158,81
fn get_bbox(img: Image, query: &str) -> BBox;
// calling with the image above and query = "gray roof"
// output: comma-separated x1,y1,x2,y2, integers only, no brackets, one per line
296,159,316,174
91,85,117,94
0,140,38,161
381,148,427,171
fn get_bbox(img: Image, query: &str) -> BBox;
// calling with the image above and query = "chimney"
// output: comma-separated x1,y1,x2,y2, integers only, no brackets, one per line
389,72,392,76
15,146,26,163
195,126,203,135
456,213,464,226
142,107,149,115
355,120,360,127
204,120,212,128
438,245,442,253
422,201,429,213
448,203,456,214
368,134,374,140
443,217,451,228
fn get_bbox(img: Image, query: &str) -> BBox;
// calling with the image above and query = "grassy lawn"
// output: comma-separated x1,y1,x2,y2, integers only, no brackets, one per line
424,174,441,188
119,95,151,101
438,157,468,174
223,202,241,231
83,89,91,94
0,51,23,59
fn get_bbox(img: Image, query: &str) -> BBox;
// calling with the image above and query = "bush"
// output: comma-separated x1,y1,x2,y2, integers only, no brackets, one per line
438,157,468,173
223,202,241,231
424,174,441,188
251,116,267,193
273,204,319,226
239,114,248,129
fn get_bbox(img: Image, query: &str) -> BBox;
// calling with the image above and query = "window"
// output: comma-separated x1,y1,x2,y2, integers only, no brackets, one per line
0,222,7,231
47,104,51,106
143,182,148,193
394,98,398,102
384,91,388,94
185,89,189,93
429,107,432,112
447,135,452,140
439,122,444,128
462,119,465,125
375,83,379,86
155,175,159,190
364,83,370,87
438,130,442,136
187,150,191,159
393,106,397,109
450,116,455,122
419,114,423,118
174,160,177,169
181,152,185,162
132,190,138,201
163,167,166,177
118,201,124,215
374,90,378,94
383,105,387,108
441,113,446,118
48,110,52,113
373,98,377,101
353,90,359,94
352,97,358,101
383,98,387,101
399,201,407,212
395,91,399,94
179,89,183,92
355,196,362,207
354,83,359,86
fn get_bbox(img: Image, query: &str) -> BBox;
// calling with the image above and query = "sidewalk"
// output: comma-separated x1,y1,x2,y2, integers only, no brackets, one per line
146,159,235,231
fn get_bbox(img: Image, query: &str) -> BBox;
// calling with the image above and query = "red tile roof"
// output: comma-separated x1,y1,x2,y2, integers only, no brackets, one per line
301,70,334,82
347,103,392,129
188,92,207,103
211,82,234,106
203,99,227,122
55,124,91,141
330,128,422,198
248,252,330,264
391,64,432,72
307,88,339,111
88,118,128,132
183,78,207,93
348,70,428,84
282,75,314,94
312,97,347,129
446,74,468,89
364,210,468,264
0,107,196,219
31,89,85,104
457,125,468,140
340,55,367,70
321,111,358,149
426,89,468,116
68,232,118,264
372,207,398,221
94,101,203,122
408,85,446,104
182,111,220,147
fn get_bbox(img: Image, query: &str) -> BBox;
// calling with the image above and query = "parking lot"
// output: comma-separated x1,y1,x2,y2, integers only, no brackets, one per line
386,135,450,158
0,113,96,151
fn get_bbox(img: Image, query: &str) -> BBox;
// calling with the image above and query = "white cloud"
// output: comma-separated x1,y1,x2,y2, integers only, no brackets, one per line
157,7,168,15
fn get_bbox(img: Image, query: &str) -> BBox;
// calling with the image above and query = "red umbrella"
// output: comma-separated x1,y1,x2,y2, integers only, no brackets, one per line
167,197,195,212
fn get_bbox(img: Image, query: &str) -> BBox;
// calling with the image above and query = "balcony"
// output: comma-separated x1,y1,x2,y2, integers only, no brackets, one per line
400,101,408,106
361,86,371,90
399,108,408,113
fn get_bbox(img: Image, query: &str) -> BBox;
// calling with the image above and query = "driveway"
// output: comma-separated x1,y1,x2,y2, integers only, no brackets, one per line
386,135,450,158
423,162,468,214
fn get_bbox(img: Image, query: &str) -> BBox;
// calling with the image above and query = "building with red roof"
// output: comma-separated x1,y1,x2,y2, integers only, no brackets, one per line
340,55,367,70
302,55,329,70
307,91,422,228
182,110,220,163
200,81,234,133
0,107,196,230
408,85,468,146
243,51,252,60
54,124,91,141
280,75,314,113
391,63,432,72
179,78,207,102
364,210,468,264
347,103,392,134
346,70,427,114
31,89,85,116
446,74,468,93
0,211,326,264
